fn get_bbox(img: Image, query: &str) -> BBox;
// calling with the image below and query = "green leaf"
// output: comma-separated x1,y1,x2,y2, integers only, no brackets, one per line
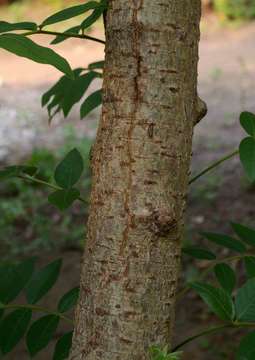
26,315,59,356
190,282,235,321
42,70,100,121
51,25,80,45
231,222,255,247
63,72,99,116
0,309,32,354
80,7,103,30
0,165,37,180
237,331,255,360
15,256,37,289
240,137,255,182
0,21,37,33
240,112,255,137
182,246,216,260
48,188,80,210
54,148,84,189
40,1,102,27
244,257,255,278
0,34,73,78
26,259,62,304
53,331,73,360
201,232,246,253
0,257,36,304
58,287,79,313
80,89,102,119
42,69,83,107
88,60,104,70
0,265,17,304
214,263,236,293
236,278,255,322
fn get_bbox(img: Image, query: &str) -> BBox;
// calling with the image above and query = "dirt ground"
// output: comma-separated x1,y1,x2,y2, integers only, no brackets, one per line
1,10,255,360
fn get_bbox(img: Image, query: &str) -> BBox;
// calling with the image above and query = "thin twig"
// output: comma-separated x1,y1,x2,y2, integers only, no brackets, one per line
1,303,73,325
189,149,239,185
18,174,87,204
23,29,105,45
171,322,255,352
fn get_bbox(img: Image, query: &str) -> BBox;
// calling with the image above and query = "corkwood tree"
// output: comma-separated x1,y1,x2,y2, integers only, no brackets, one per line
70,1,206,359
4,1,255,360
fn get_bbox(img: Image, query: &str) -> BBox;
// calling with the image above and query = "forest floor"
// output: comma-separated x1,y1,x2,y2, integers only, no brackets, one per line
0,6,255,359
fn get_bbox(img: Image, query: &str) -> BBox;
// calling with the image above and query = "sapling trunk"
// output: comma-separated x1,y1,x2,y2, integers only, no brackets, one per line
70,1,204,359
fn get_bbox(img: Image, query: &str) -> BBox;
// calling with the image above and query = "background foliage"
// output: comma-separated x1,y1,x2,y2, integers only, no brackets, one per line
214,0,255,20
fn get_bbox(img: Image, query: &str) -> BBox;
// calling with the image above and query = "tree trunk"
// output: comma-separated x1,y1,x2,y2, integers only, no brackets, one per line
70,1,204,359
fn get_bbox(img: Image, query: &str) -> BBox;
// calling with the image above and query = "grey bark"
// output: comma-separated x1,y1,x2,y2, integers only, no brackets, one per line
70,1,204,359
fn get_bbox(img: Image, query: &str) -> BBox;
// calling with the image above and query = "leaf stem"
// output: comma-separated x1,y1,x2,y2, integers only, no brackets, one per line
1,303,73,325
172,324,231,351
23,29,105,45
172,322,255,352
18,174,87,204
189,149,239,185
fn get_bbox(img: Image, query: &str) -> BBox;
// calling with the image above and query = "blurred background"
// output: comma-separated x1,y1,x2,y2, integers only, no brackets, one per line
0,1,255,359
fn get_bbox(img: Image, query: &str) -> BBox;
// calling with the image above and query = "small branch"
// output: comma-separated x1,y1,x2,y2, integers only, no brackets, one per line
194,97,207,126
18,174,61,191
23,29,105,45
172,324,231,351
189,149,239,185
1,303,73,325
18,174,88,205
172,322,255,352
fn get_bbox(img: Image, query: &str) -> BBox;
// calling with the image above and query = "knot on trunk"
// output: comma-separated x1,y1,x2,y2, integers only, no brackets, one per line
194,96,207,125
149,209,177,237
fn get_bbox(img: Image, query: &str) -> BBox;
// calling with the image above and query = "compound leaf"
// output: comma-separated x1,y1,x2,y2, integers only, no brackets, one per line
42,70,99,121
190,282,235,321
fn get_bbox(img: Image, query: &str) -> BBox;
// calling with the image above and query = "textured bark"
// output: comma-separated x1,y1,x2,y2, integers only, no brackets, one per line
70,1,203,359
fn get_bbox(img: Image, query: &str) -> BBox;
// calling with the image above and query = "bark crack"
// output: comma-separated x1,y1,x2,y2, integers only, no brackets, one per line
120,1,142,255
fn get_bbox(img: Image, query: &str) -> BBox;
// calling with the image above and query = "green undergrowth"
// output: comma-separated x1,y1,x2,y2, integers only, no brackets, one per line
0,126,92,259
